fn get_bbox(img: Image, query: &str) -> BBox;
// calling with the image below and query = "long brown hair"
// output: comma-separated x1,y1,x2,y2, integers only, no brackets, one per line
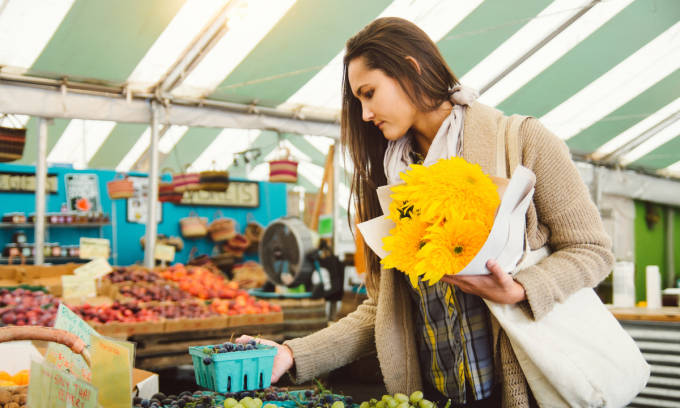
341,17,459,296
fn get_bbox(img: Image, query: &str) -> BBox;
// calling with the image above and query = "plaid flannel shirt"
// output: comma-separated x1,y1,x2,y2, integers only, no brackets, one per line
406,275,495,404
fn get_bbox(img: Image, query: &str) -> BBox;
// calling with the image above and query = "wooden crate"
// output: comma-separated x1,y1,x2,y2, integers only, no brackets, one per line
227,311,283,327
0,266,19,287
164,315,228,333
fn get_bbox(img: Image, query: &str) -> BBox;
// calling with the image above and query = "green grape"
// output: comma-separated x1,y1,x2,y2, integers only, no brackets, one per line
263,404,277,408
370,399,378,406
224,398,239,408
409,391,423,404
382,395,394,403
253,398,263,408
387,399,399,408
331,401,345,408
418,399,433,408
360,402,370,408
394,394,409,403
232,404,246,408
396,402,409,408
376,401,387,408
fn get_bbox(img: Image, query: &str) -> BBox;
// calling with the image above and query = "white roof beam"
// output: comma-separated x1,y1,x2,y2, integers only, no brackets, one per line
127,0,228,92
156,0,236,94
0,80,339,137
591,97,680,160
601,110,680,165
618,116,680,166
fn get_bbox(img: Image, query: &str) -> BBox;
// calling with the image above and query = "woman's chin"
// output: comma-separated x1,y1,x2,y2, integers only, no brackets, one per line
381,129,407,142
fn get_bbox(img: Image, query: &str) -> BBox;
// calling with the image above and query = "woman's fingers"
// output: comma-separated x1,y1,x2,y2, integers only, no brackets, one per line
232,335,294,383
234,334,253,344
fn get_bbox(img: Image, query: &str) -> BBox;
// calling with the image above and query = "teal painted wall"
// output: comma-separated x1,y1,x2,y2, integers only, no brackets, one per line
0,163,286,266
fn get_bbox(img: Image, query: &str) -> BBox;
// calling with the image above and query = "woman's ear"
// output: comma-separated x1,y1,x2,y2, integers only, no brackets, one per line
405,56,422,75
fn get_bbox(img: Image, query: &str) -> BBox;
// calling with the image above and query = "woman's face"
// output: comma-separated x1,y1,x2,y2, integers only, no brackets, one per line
347,57,417,141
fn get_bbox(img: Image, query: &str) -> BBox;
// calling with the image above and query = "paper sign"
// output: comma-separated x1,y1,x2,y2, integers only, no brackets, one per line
74,257,113,279
79,237,110,259
27,360,98,408
154,243,175,262
45,303,98,382
91,336,133,408
62,274,97,299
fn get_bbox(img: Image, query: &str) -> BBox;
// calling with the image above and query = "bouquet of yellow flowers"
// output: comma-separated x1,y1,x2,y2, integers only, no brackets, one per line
381,157,500,287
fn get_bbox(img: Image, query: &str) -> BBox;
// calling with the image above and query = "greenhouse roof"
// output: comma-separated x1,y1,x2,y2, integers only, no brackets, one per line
0,0,679,192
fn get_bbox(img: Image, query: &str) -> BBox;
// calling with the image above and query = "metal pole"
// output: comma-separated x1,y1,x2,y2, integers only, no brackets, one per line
35,118,48,265
144,101,161,268
111,201,118,265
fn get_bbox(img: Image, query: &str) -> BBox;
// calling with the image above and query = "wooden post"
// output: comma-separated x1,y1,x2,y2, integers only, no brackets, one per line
311,144,335,231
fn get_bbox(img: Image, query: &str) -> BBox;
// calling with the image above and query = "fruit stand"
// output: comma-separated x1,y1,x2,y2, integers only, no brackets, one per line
0,262,285,368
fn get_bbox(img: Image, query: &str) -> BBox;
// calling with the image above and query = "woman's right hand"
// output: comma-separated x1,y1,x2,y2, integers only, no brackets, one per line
235,335,294,383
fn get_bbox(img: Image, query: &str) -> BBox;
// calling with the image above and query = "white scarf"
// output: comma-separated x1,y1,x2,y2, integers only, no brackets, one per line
383,85,479,184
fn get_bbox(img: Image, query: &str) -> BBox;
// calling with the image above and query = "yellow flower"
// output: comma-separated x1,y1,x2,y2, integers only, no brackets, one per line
381,216,428,286
390,157,500,229
415,217,489,284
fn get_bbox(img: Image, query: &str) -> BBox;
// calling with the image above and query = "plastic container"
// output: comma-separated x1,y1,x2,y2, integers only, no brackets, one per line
189,344,277,393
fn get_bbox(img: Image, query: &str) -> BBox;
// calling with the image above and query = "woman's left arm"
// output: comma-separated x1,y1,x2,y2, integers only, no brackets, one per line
445,118,614,320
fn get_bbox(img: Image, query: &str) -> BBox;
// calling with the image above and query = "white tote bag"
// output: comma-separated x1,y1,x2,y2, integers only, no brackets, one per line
484,115,650,407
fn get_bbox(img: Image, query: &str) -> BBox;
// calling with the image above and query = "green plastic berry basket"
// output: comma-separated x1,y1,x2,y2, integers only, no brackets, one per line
189,344,277,393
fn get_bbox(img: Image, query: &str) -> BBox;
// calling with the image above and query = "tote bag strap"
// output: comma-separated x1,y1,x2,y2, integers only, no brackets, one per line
505,114,529,177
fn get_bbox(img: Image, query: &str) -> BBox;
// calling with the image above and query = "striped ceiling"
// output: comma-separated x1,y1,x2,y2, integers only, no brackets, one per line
0,0,679,193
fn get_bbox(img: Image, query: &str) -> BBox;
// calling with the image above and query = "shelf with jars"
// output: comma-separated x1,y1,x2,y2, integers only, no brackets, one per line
0,212,109,264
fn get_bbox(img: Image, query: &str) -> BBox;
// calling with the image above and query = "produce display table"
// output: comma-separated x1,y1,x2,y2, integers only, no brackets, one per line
608,306,680,322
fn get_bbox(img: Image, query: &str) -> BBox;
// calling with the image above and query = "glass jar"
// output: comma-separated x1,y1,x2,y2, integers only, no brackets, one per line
3,244,17,257
12,230,27,244
20,245,31,257
51,244,61,257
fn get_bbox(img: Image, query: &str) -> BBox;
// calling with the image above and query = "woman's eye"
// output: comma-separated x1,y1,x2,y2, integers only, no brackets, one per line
365,90,374,98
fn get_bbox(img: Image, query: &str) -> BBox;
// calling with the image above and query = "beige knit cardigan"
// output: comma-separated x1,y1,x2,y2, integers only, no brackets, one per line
285,102,614,408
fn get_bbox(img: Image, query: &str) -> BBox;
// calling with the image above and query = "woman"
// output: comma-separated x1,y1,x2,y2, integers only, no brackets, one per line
238,17,613,408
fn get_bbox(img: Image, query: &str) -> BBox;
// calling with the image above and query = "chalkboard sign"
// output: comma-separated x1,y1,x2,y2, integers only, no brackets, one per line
65,173,101,213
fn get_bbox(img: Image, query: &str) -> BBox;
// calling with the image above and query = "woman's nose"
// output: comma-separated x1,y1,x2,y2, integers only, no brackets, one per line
362,105,375,122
